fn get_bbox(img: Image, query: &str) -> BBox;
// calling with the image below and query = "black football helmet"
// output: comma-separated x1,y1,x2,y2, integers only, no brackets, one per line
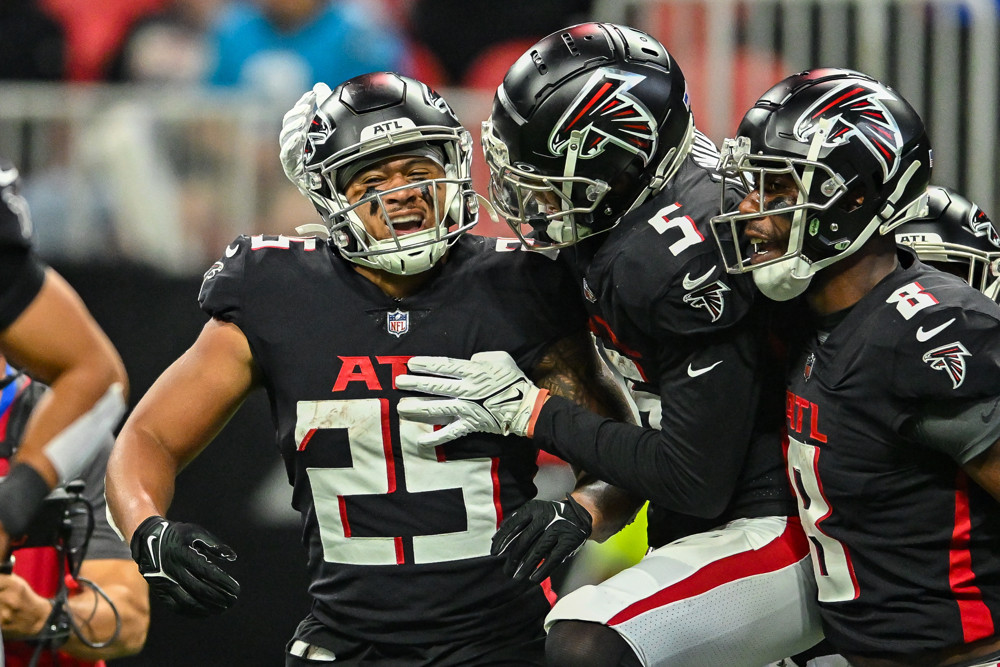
482,22,694,249
298,72,478,274
711,68,932,300
896,186,1000,301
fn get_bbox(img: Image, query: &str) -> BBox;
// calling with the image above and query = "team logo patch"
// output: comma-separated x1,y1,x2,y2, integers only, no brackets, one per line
682,280,730,322
387,309,409,337
793,81,904,181
549,68,658,165
922,341,970,389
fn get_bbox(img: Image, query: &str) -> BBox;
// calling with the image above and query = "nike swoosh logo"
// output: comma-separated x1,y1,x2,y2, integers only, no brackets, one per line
147,532,161,570
0,165,19,187
225,244,239,258
916,318,956,342
682,267,715,290
687,360,723,377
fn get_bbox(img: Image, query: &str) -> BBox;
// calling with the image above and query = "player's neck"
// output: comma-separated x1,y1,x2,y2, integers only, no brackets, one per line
806,244,899,316
353,263,441,299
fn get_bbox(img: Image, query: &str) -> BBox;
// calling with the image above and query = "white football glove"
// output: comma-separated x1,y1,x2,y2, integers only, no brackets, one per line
396,351,548,446
278,82,333,192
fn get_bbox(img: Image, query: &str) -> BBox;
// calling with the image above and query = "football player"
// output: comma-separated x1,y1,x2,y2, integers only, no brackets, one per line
0,353,149,666
711,68,1000,666
0,160,128,558
896,185,1000,302
397,23,824,667
104,72,630,666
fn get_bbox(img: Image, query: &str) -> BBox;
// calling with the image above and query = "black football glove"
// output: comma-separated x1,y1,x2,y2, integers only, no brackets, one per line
491,495,593,584
130,515,240,617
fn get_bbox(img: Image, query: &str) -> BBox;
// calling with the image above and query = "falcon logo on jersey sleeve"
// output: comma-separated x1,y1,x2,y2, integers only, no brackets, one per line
549,68,658,165
922,341,971,389
794,81,903,181
682,280,730,322
387,309,409,337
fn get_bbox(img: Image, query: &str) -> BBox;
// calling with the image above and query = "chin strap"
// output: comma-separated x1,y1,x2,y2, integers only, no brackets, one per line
627,116,695,216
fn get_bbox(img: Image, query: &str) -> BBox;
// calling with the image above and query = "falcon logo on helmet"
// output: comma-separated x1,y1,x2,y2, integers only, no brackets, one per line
922,341,971,389
969,209,1000,249
304,110,335,164
793,81,904,181
682,280,730,322
549,68,659,165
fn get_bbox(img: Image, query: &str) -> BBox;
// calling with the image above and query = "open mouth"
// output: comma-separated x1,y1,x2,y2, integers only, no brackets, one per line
748,237,786,265
388,212,426,236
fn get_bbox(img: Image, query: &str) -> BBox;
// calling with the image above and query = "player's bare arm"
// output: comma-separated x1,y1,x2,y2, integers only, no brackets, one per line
106,318,257,542
0,270,127,488
105,317,250,617
529,331,643,541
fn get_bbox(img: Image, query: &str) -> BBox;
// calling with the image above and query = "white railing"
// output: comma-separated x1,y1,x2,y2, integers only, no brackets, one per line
593,0,999,220
0,83,500,273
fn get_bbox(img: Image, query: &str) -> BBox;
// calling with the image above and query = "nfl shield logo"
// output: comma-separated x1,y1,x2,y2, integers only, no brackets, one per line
387,309,409,338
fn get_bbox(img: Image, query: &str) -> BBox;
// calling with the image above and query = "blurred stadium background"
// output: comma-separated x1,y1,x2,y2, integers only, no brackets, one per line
1,0,996,664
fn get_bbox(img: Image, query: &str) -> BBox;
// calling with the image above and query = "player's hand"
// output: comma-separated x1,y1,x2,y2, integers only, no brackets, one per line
0,570,52,638
396,351,548,445
279,82,333,191
491,496,593,583
130,516,239,617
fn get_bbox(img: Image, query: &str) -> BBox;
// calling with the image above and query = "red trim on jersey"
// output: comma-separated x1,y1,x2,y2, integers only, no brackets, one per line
607,517,810,626
298,428,316,451
338,496,351,537
394,536,405,565
491,457,502,528
950,471,995,642
380,399,397,493
587,315,648,382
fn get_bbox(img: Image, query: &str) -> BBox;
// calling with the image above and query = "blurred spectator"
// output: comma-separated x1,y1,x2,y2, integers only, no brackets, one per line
0,0,65,81
105,0,222,84
38,0,166,81
407,0,593,85
204,0,406,104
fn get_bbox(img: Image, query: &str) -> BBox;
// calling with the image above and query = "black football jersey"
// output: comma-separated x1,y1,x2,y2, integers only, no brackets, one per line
198,233,586,652
0,159,45,330
532,147,796,548
785,249,1000,656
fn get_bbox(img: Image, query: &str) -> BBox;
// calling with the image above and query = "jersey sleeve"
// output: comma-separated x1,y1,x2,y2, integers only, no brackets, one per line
886,297,1000,460
531,319,765,517
0,159,46,331
614,248,754,341
198,236,251,326
507,248,590,372
888,303,1000,402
